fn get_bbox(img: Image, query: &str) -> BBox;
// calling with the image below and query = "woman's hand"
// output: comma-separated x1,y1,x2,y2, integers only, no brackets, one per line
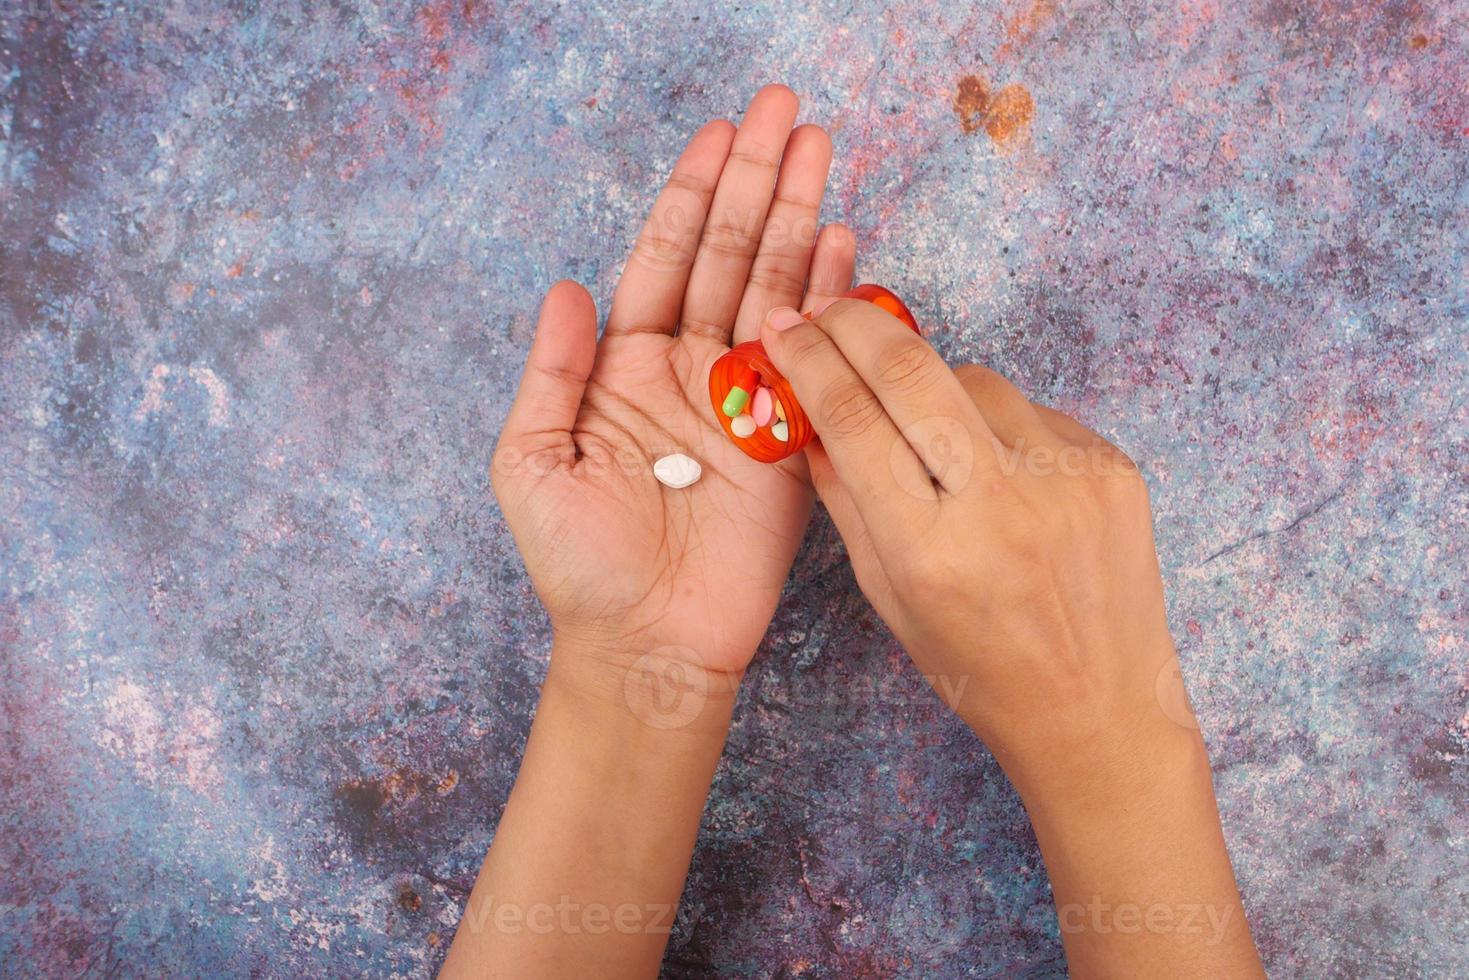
760,297,1176,781
759,298,1265,978
492,85,855,690
443,88,852,979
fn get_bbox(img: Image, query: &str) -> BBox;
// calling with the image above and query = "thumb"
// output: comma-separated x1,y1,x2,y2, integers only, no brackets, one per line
493,280,598,480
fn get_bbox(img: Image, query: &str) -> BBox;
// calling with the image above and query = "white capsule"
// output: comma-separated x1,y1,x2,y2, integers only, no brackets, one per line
652,453,702,489
731,414,757,438
771,420,789,442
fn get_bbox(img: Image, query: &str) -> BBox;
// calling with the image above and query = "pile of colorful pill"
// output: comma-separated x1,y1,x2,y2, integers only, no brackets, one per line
720,366,788,443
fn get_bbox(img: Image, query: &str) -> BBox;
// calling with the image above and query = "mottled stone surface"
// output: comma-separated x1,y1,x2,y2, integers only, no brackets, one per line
2,1,1466,976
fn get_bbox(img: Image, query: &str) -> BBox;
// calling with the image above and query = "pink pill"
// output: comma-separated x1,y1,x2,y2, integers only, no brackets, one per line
751,386,775,426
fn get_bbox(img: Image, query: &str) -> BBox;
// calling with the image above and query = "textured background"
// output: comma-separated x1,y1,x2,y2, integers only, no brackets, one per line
2,0,1466,976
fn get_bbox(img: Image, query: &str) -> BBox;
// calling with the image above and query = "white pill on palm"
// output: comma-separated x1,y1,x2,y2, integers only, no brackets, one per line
652,453,702,489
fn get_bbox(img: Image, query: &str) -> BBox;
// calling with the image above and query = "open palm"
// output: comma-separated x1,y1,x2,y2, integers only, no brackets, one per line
491,86,855,676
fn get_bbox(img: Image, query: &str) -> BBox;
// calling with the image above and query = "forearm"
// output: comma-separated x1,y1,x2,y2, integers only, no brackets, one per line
1018,721,1264,979
440,644,739,979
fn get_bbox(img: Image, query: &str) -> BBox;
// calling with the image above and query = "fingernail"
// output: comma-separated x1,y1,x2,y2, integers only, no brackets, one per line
767,307,806,332
809,298,837,317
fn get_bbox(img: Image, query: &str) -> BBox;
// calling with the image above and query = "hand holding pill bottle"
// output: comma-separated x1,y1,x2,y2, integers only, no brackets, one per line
707,284,919,462
753,296,1266,978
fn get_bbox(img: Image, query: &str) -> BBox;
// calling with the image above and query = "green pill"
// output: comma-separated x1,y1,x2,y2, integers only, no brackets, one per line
722,386,752,418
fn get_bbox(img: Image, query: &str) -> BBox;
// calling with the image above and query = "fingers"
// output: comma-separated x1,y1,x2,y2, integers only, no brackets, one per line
805,443,881,575
953,364,1063,449
495,281,598,471
606,119,735,337
730,124,833,344
679,84,800,342
807,300,997,491
759,307,932,548
806,440,891,600
800,223,857,313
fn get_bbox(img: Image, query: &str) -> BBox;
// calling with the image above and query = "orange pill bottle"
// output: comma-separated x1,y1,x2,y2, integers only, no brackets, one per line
707,284,920,463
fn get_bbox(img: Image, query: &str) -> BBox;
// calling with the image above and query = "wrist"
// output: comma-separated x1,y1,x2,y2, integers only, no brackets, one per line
967,629,1197,815
457,638,748,978
1008,717,1214,840
518,643,740,855
545,634,745,742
